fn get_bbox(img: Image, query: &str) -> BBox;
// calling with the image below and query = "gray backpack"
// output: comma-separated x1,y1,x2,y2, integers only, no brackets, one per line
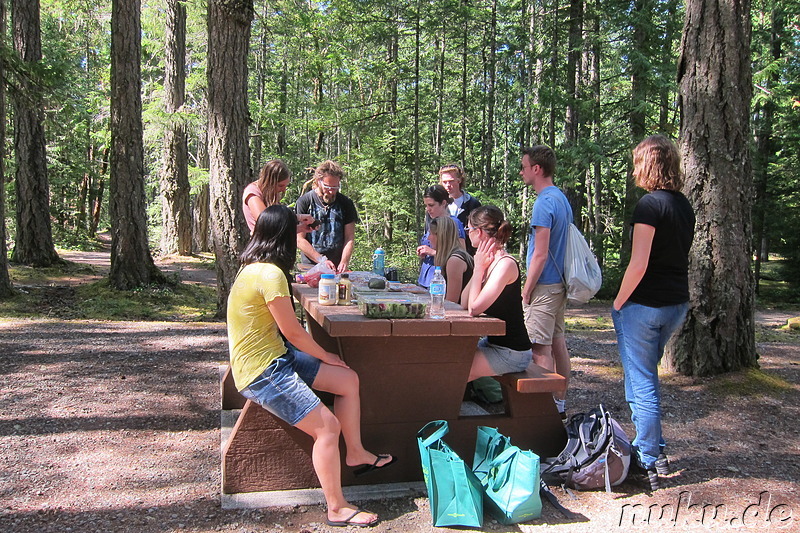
540,405,631,492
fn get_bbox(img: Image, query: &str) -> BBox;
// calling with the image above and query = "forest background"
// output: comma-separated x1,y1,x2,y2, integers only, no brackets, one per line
1,1,799,352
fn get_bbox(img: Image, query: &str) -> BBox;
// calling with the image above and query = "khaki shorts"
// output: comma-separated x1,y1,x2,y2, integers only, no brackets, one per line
523,283,566,346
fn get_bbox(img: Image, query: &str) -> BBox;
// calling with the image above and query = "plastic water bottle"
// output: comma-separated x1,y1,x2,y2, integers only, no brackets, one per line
372,247,385,276
429,267,446,319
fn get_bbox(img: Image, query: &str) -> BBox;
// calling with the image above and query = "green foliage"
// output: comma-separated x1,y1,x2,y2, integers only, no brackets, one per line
0,0,792,309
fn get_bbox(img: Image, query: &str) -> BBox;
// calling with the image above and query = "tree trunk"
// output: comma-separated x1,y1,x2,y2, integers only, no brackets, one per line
109,0,165,289
482,0,497,186
752,7,783,294
10,0,59,267
667,0,756,376
564,0,583,146
159,0,192,256
622,0,651,262
192,183,212,253
0,0,13,296
207,0,253,316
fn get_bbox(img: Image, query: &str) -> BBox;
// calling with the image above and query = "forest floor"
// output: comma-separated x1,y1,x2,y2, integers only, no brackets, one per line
1,243,799,532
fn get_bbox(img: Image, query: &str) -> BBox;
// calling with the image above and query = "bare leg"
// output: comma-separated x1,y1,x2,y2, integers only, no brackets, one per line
294,404,377,525
552,336,570,401
312,363,392,469
532,342,554,372
468,348,496,381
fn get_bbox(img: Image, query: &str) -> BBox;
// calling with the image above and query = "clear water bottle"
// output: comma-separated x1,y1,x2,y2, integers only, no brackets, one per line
429,267,446,319
372,247,385,276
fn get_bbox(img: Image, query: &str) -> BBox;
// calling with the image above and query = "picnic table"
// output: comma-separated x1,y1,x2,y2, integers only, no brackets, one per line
222,283,567,493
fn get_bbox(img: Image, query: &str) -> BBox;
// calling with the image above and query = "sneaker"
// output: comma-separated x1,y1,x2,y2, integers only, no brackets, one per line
654,453,670,476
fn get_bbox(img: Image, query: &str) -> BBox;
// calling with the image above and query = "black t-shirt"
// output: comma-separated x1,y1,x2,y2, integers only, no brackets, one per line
295,191,360,265
628,190,695,307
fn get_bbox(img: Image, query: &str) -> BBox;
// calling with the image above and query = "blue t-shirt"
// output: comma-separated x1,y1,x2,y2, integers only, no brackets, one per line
417,215,466,288
526,186,573,285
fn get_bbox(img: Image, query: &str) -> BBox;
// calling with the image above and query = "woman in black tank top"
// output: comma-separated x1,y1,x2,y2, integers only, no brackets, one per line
461,206,533,381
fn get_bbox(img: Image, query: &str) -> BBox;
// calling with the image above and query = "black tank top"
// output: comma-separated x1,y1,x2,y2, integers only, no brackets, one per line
483,257,532,351
443,249,474,294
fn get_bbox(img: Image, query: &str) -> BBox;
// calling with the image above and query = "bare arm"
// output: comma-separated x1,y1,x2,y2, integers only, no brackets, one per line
245,194,267,224
296,234,336,270
522,226,550,305
464,239,517,316
337,222,356,273
444,254,467,304
613,223,655,310
267,295,348,368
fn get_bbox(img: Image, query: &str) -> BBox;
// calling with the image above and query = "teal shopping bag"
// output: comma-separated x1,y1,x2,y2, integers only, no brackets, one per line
417,421,483,528
473,426,542,525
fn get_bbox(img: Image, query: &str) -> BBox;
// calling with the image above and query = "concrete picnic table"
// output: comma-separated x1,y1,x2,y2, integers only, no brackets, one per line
221,283,567,493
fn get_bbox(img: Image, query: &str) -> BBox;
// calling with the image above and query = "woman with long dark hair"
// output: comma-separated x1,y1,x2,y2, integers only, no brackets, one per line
228,205,393,527
612,135,695,491
416,185,466,288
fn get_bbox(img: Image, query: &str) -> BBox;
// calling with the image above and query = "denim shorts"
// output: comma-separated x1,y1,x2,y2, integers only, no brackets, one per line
478,337,533,375
239,346,322,426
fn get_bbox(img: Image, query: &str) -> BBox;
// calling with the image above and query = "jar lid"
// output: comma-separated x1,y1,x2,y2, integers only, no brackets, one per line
341,273,349,278
321,274,335,279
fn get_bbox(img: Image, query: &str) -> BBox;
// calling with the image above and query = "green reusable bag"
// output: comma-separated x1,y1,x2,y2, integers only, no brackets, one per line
417,420,484,528
473,426,542,525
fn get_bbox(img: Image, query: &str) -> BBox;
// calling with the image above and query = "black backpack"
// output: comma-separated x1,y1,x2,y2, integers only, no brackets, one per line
540,404,631,492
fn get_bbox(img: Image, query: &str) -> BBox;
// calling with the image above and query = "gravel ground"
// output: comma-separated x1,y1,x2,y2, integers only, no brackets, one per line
1,253,798,532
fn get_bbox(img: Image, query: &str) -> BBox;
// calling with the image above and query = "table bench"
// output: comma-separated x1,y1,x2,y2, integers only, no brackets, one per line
221,285,567,493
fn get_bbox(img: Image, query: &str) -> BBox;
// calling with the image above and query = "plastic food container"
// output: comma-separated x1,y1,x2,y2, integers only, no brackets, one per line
357,294,428,319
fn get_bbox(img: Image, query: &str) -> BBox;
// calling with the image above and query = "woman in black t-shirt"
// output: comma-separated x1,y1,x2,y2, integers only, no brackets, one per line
612,135,696,491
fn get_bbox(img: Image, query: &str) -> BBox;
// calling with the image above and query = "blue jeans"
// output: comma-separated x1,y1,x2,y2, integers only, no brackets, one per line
611,301,688,469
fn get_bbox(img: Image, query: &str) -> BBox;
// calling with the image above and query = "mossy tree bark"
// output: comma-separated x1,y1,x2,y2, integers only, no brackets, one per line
667,0,757,376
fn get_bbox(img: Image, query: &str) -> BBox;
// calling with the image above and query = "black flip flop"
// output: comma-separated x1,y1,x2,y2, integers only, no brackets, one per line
326,508,378,527
353,454,398,477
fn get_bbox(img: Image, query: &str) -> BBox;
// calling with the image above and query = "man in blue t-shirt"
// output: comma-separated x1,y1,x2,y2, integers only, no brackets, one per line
520,145,573,418
296,160,360,274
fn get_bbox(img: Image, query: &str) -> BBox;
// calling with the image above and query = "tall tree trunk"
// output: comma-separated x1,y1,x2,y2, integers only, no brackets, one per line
668,0,756,376
207,0,253,316
622,0,651,262
564,0,583,146
482,0,497,186
752,7,783,293
10,0,59,267
109,0,164,289
160,0,192,256
192,183,212,253
0,0,13,296
460,0,469,166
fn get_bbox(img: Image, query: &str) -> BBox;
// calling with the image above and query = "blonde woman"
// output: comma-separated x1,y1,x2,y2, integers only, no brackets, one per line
428,216,473,304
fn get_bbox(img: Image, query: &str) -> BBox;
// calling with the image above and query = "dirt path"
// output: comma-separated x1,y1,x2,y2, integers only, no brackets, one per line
1,249,799,532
